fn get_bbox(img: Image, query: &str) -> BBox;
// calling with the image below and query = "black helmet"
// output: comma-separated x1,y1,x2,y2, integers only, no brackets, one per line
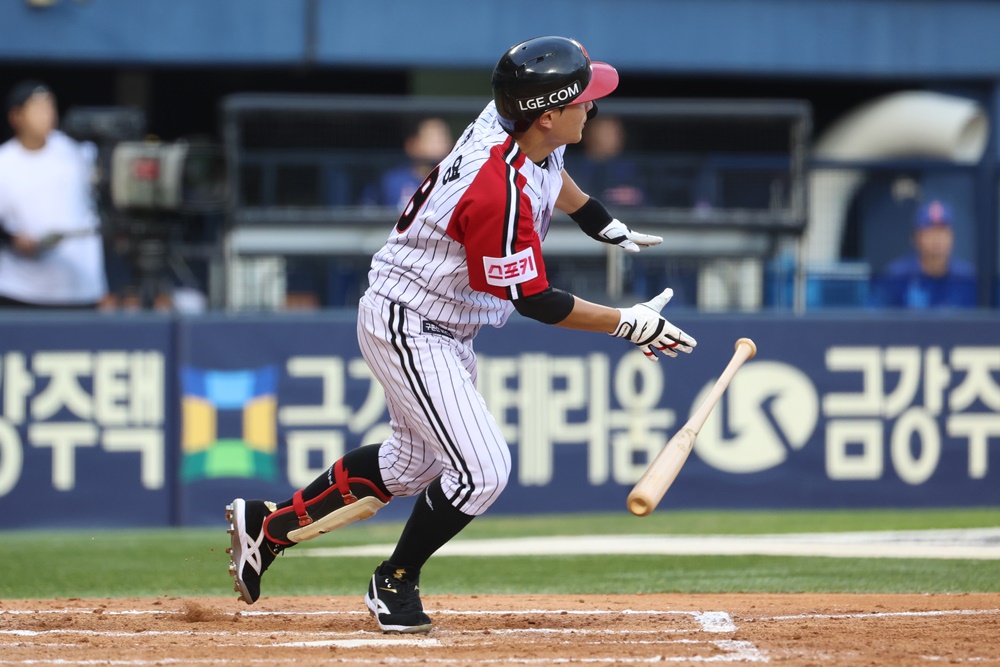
492,36,619,130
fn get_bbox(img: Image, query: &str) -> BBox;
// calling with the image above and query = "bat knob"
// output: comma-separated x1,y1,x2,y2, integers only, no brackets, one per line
735,337,757,359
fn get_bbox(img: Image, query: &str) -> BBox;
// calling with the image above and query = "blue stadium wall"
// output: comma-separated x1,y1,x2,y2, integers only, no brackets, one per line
0,313,997,528
2,0,1000,77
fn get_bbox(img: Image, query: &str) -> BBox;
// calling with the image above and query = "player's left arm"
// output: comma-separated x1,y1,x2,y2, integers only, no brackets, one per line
467,172,693,358
557,170,661,253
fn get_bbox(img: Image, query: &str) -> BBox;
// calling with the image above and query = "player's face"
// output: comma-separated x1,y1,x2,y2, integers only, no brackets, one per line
550,101,593,145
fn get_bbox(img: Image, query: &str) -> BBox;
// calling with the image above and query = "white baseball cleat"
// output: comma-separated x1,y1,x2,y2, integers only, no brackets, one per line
365,561,433,633
225,498,282,604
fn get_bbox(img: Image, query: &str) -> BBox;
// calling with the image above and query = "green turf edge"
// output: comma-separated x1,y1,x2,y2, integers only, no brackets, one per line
2,508,997,599
2,554,996,599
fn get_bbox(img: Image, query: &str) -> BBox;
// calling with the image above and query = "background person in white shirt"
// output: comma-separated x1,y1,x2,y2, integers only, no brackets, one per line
0,80,107,309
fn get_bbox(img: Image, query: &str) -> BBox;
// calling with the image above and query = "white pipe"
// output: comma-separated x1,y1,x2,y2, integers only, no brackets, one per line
804,91,988,264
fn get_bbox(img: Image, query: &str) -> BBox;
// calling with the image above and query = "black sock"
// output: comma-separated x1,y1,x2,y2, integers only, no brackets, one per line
277,443,390,510
388,477,474,571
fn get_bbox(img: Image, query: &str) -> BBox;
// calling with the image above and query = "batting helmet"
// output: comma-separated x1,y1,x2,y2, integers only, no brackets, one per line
492,36,619,131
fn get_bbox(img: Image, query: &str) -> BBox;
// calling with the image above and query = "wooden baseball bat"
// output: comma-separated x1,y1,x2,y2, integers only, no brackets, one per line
627,337,757,517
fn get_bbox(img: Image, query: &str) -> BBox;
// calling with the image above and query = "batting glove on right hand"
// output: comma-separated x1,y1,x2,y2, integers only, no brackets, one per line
612,288,697,361
596,219,662,253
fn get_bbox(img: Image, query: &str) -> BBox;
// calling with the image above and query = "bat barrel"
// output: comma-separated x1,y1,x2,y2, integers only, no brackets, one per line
627,494,654,517
625,339,757,517
626,428,696,517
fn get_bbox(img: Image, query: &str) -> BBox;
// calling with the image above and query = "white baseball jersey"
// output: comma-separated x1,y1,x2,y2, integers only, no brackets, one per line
360,102,567,515
366,101,566,340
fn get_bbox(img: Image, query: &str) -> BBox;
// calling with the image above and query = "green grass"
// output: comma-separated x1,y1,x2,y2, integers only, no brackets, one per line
452,507,1000,537
1,508,997,599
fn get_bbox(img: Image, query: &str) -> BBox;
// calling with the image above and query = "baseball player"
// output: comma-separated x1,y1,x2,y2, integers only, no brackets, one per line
227,35,696,634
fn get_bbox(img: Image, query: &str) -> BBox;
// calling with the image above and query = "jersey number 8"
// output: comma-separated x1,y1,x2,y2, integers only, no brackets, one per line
396,166,440,233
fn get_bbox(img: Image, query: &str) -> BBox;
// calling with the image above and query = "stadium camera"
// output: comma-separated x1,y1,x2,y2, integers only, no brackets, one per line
62,106,227,309
110,140,226,212
62,106,227,213
61,106,146,145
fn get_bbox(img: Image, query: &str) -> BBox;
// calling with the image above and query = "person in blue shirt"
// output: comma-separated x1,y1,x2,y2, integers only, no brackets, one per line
570,114,647,207
360,117,453,212
869,199,977,308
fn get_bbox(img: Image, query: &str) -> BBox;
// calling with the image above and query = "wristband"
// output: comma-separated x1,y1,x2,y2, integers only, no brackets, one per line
568,197,613,239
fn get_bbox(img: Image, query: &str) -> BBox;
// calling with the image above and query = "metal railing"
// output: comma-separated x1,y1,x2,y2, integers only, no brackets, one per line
217,94,812,311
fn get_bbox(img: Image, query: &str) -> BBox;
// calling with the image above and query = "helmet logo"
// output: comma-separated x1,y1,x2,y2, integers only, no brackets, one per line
516,80,582,112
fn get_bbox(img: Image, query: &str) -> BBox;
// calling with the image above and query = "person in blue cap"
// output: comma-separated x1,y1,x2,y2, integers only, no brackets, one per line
869,199,977,309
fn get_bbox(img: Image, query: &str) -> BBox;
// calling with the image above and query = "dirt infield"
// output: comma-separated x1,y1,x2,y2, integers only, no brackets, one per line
2,593,998,665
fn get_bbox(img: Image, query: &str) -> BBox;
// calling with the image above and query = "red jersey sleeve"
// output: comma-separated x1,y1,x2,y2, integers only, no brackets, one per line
447,142,550,301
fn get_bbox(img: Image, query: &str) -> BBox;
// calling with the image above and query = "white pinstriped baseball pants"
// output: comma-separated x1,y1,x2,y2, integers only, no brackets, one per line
357,294,511,516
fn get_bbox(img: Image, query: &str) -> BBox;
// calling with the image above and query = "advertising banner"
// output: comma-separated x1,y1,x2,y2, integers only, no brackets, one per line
2,313,997,528
175,314,1000,526
0,316,175,528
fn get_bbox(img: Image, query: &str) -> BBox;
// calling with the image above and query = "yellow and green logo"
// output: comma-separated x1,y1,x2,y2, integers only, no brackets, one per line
180,366,278,482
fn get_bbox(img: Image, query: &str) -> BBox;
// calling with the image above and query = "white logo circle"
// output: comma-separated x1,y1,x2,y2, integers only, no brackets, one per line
692,361,819,473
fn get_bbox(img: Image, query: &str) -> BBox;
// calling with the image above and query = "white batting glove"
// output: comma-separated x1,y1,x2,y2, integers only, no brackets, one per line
596,219,662,253
612,288,697,361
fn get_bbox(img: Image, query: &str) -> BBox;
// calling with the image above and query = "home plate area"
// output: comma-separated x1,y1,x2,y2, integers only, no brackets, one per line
1,593,998,666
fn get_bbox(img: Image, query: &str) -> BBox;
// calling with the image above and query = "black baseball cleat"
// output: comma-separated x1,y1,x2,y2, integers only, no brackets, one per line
365,561,433,633
225,498,284,604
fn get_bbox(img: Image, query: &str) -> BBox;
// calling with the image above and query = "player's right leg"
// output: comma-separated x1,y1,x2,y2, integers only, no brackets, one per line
226,443,393,604
356,299,511,633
